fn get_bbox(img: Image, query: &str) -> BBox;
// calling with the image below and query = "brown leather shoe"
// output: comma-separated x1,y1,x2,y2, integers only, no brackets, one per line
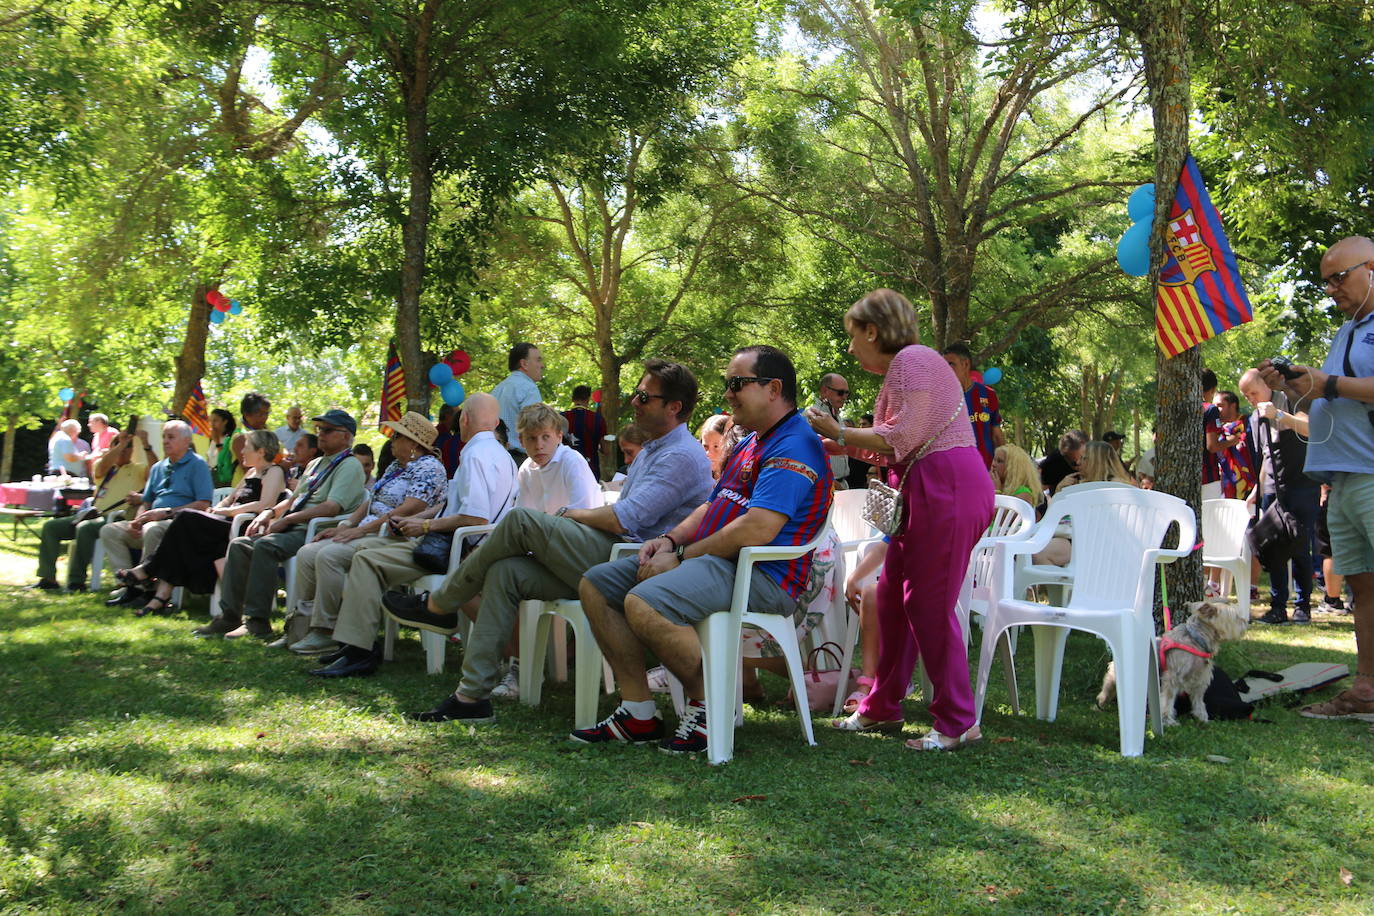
224,616,276,641
193,615,243,639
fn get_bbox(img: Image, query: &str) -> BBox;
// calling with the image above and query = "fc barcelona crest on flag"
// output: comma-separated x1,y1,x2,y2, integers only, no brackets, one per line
1154,154,1253,357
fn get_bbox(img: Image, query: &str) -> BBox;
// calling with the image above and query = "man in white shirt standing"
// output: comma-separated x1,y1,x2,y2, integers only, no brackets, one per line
812,373,851,489
275,405,305,455
311,393,518,677
491,342,544,462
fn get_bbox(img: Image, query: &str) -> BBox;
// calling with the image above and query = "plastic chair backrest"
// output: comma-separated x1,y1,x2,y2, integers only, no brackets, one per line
1202,498,1249,559
1045,488,1193,610
830,488,876,544
963,495,1036,612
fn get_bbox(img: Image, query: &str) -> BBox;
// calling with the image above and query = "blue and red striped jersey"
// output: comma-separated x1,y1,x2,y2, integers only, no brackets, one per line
964,381,1001,469
692,410,833,599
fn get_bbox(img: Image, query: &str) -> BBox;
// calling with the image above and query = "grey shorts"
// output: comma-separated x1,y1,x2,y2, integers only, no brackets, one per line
582,553,794,627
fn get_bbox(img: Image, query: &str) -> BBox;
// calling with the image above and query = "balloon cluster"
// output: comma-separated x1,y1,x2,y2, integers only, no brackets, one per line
591,389,602,404
428,349,472,406
205,289,245,325
971,367,1005,387
1115,184,1157,277
58,387,75,402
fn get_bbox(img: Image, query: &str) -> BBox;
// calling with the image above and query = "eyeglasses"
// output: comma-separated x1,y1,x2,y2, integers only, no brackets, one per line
724,376,777,393
629,389,668,405
315,427,344,435
824,384,851,398
1323,261,1368,289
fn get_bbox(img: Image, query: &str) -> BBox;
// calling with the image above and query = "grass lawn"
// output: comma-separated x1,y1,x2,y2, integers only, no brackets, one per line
0,529,1371,914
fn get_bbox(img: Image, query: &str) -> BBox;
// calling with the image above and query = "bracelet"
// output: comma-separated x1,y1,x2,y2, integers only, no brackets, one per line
662,533,677,548
675,544,686,563
1325,374,1341,400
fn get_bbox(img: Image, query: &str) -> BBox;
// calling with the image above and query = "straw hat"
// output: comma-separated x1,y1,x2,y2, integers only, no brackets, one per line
384,412,439,454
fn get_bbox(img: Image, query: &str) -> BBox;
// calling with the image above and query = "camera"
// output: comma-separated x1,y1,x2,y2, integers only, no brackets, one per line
1270,356,1301,380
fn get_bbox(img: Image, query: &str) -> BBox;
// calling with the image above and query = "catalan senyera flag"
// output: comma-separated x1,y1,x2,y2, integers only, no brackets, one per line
381,341,406,425
182,380,212,437
1155,154,1253,357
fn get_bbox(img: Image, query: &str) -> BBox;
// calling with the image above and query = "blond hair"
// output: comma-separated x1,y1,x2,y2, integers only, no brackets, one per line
995,444,1044,507
846,288,920,353
516,403,567,437
1079,441,1136,486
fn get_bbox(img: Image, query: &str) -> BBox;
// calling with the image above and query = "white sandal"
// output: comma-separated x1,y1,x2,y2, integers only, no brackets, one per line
832,712,904,733
905,726,982,751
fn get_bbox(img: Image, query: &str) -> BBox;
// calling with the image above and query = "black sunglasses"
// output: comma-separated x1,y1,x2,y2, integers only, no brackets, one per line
824,384,851,397
629,389,668,405
724,376,777,393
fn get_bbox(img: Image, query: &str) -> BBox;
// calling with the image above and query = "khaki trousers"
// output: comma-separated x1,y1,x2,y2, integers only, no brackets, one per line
98,517,173,573
430,508,621,700
292,535,390,631
332,538,431,650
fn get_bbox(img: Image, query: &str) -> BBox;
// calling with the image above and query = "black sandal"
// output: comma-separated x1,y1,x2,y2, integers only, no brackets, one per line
134,596,172,618
115,567,149,587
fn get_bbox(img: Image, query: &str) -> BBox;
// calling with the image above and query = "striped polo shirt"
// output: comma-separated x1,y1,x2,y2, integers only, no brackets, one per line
691,410,834,599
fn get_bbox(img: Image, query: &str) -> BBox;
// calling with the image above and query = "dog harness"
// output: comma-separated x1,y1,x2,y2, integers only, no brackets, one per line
1158,620,1213,673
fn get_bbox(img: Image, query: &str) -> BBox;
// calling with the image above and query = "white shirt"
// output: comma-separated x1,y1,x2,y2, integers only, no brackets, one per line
811,398,849,481
491,371,542,448
275,425,305,453
515,443,602,515
445,431,518,537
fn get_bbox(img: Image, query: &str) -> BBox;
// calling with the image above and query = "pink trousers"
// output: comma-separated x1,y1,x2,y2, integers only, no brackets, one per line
857,446,993,735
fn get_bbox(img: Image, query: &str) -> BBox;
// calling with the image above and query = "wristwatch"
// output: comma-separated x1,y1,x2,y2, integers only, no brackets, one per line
836,426,846,447
675,544,686,563
1325,375,1341,400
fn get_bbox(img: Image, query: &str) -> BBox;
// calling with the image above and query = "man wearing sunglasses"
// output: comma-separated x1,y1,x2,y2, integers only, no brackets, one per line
1259,235,1374,722
812,373,852,490
572,345,834,754
389,360,714,724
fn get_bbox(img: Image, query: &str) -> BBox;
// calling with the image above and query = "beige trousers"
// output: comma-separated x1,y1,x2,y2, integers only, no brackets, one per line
98,517,173,573
292,535,390,631
331,539,431,650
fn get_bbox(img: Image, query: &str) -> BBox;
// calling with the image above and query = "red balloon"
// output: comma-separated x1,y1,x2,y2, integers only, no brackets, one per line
591,389,603,403
446,349,471,376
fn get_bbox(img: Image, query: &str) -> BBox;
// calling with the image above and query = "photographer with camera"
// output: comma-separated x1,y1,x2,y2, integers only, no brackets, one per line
1259,235,1374,721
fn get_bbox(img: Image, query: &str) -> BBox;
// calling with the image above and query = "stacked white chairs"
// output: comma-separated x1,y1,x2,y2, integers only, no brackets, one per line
382,523,494,674
973,487,1195,756
1201,498,1251,617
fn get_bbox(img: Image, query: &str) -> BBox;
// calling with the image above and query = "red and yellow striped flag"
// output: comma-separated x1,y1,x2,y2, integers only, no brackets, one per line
381,341,406,424
182,380,212,437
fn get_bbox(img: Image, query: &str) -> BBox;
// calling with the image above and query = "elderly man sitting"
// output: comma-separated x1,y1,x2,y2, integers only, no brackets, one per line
572,345,833,753
99,421,214,606
307,393,518,677
32,427,149,592
390,359,714,721
193,410,366,640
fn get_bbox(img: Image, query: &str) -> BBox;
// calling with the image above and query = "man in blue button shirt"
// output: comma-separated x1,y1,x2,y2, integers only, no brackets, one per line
1260,235,1374,721
98,420,214,604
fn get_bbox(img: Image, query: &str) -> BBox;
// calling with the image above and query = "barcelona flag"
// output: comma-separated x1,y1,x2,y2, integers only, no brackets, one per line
381,341,406,424
1154,154,1253,357
182,380,213,437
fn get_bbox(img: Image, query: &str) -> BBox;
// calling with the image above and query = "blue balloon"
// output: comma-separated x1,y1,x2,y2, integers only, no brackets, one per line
441,379,466,406
209,310,226,324
58,387,75,402
428,363,454,386
228,300,242,315
1116,221,1152,277
1127,183,1156,222
982,367,1003,386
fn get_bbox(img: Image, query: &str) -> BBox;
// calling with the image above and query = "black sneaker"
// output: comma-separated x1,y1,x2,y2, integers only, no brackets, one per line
1318,596,1347,615
409,694,494,724
381,589,459,633
1257,608,1289,625
569,706,665,745
661,701,708,755
1291,606,1312,624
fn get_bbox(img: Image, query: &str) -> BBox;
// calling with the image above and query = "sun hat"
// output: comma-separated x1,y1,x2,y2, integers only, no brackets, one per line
384,411,439,454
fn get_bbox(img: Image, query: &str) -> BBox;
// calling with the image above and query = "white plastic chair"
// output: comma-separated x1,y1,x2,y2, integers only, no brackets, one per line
208,511,350,618
1202,498,1251,617
382,523,494,674
974,487,1196,756
1012,481,1132,604
827,490,883,716
664,524,832,765
90,487,236,592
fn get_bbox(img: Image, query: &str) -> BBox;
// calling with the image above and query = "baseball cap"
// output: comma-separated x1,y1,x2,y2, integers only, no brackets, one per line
311,409,358,435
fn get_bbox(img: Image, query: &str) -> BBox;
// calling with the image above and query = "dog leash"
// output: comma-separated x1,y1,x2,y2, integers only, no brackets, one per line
1158,539,1205,632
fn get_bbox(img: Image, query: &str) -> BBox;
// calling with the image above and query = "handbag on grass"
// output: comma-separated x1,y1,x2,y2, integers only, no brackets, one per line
861,402,965,536
786,642,858,712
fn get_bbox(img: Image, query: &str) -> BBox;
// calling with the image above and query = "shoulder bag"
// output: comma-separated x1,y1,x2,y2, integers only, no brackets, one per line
862,401,965,536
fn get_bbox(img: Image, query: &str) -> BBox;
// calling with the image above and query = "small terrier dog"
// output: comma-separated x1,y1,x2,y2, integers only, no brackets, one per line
1096,601,1249,726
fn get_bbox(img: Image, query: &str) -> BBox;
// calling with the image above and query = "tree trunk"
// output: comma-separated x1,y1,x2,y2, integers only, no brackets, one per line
1,415,15,484
395,25,434,415
172,285,212,415
1138,0,1202,619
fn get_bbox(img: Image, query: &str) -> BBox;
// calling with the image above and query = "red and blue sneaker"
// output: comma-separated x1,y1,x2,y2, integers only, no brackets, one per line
660,701,708,755
569,706,664,745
